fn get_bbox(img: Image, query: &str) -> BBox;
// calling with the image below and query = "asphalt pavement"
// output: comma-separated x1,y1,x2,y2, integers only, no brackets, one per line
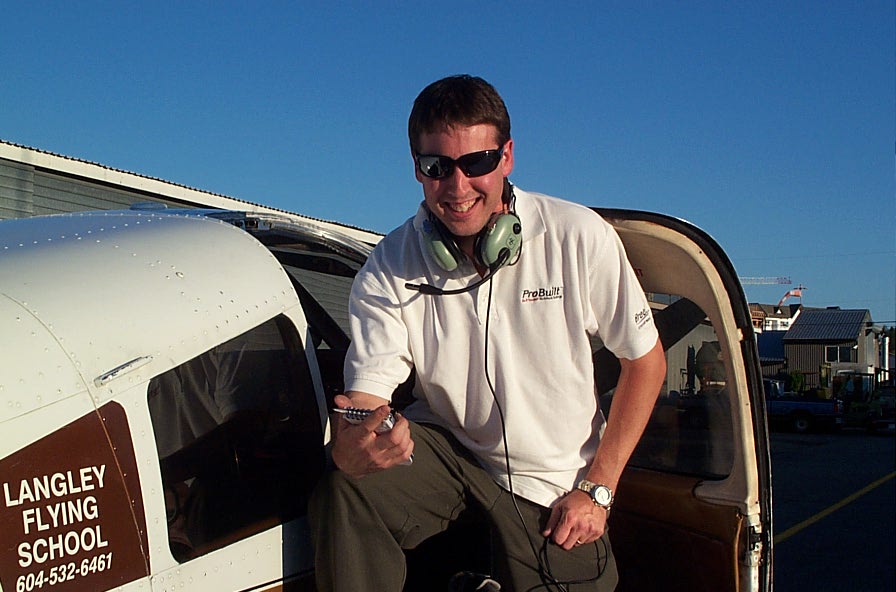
770,428,895,591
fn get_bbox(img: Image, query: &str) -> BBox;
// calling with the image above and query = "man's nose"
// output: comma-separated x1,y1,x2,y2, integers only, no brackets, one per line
442,163,471,192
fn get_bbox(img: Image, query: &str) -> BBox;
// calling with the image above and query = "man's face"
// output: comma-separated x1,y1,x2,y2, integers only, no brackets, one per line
414,124,514,250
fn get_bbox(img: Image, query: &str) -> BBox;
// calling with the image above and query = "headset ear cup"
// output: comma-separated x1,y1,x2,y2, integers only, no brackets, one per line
422,216,464,272
477,212,522,269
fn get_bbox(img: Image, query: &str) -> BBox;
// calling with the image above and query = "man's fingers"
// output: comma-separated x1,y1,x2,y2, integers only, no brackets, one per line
333,393,353,408
362,405,393,433
542,506,561,537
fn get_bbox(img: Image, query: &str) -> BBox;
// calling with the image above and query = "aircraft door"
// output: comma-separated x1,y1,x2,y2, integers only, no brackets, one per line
145,314,323,590
596,209,772,592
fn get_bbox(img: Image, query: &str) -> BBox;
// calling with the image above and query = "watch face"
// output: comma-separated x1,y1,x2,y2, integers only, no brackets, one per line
593,486,612,506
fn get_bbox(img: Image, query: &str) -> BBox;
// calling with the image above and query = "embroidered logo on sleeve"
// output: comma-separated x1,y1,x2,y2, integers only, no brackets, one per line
521,286,563,303
634,307,653,328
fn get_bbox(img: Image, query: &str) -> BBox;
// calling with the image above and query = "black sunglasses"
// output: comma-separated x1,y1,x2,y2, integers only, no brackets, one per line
415,148,504,179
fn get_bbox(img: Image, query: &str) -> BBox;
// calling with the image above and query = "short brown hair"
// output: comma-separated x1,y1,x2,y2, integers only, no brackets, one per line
408,75,511,153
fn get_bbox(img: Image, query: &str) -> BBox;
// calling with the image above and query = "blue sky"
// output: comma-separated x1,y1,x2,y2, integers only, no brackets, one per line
2,1,894,323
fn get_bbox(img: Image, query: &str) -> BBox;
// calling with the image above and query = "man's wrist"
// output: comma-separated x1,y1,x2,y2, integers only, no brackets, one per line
575,479,614,510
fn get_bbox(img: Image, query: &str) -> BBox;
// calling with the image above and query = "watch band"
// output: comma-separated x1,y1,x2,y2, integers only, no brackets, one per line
576,479,614,509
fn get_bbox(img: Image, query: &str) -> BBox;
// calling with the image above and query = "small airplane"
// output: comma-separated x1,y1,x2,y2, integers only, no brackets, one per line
0,205,772,591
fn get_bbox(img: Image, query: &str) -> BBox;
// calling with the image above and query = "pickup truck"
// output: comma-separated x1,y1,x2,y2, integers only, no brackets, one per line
764,378,844,433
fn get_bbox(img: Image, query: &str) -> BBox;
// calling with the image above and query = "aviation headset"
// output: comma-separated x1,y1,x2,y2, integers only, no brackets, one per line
421,179,522,273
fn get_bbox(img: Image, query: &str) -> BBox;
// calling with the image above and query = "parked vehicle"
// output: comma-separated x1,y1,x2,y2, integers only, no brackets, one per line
834,373,896,433
876,385,896,433
764,378,844,433
0,206,773,592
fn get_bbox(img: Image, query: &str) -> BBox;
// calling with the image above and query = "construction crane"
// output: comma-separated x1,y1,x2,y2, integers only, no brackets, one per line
739,276,792,285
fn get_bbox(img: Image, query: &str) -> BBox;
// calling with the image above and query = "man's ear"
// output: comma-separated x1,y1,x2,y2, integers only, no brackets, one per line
500,139,514,177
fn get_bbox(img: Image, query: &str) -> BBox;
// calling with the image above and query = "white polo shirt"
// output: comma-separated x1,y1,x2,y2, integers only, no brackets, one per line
344,187,658,507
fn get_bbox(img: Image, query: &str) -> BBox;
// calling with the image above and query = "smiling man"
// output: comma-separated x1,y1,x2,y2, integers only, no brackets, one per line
309,75,666,591
414,134,512,261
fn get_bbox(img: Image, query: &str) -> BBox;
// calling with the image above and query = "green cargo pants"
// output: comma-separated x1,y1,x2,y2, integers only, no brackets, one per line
308,422,617,591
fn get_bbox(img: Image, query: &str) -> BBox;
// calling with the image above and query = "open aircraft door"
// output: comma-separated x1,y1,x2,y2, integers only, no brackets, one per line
594,208,773,592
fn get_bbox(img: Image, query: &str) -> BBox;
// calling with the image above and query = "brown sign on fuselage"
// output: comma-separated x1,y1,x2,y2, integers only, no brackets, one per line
0,403,149,591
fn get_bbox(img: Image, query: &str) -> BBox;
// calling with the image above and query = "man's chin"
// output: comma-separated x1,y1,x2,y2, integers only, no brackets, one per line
439,210,487,235
443,222,482,239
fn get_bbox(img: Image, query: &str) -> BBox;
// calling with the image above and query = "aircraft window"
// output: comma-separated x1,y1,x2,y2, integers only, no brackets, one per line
266,248,360,407
596,296,734,478
147,315,325,562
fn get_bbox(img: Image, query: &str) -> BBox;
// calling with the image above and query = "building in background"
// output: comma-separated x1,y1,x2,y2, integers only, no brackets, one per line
0,140,319,222
750,303,802,332
758,307,889,393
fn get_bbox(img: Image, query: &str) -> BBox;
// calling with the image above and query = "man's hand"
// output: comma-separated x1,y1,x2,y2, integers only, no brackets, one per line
542,337,664,551
542,490,607,550
330,393,414,478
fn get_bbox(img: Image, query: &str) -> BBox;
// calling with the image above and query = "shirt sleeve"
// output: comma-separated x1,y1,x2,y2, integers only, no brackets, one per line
589,223,658,361
342,262,414,400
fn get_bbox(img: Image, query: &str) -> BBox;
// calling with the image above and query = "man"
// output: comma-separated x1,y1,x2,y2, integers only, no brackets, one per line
309,75,666,591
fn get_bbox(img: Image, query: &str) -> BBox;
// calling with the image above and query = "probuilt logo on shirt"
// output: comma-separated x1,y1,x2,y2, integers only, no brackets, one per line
520,285,563,303
634,307,652,328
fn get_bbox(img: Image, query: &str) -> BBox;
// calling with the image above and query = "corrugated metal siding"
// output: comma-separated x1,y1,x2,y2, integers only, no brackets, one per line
285,266,354,337
1,141,383,245
0,158,34,219
32,170,185,216
761,361,787,379
783,342,830,387
1,157,191,220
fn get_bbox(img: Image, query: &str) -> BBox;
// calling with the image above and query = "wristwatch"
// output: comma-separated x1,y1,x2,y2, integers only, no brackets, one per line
576,479,614,510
